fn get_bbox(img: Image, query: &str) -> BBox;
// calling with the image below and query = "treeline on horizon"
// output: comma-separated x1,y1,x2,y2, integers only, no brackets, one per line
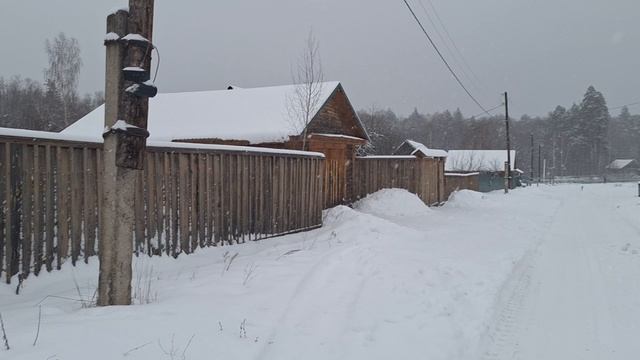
359,86,640,177
0,33,637,177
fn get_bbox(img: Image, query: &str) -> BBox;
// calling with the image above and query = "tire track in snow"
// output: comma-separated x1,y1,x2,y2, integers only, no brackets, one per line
480,252,536,360
254,243,376,360
482,185,640,359
479,197,563,360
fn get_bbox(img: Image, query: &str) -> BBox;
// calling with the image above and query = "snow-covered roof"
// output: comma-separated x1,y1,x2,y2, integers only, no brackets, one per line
606,159,637,170
62,81,344,144
445,150,516,172
403,140,448,158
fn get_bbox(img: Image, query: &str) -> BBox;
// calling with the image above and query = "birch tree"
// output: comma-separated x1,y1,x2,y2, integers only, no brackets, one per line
288,31,324,151
44,32,82,128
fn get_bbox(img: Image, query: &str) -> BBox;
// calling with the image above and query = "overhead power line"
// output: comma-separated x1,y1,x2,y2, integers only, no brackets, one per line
423,0,487,91
401,0,491,116
471,103,504,118
610,100,640,111
415,0,483,95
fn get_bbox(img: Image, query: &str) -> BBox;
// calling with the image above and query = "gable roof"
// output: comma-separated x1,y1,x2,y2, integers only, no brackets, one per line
398,140,448,158
62,81,367,144
606,159,638,170
445,150,516,172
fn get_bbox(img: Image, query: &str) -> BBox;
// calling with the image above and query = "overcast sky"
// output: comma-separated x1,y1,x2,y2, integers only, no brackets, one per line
1,0,638,118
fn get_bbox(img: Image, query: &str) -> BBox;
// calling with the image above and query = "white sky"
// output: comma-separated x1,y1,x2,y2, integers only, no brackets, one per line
1,0,638,117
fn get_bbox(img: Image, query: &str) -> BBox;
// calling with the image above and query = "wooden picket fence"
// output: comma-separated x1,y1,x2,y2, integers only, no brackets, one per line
352,156,446,206
0,133,324,284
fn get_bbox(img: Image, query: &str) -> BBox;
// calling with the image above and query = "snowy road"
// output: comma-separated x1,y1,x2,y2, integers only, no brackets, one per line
2,184,639,360
484,184,640,359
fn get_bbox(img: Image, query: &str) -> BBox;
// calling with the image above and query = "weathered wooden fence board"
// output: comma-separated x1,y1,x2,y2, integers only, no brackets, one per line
444,173,480,199
353,156,446,206
0,135,324,284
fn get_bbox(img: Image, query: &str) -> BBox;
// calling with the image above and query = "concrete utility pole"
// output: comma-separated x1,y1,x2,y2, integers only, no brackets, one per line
98,0,155,306
504,92,511,193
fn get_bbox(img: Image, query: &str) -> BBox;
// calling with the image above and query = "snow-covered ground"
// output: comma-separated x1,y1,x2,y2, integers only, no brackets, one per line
1,183,638,360
483,183,640,360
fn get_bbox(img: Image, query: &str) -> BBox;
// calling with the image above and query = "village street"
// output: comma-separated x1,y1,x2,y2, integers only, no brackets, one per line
1,183,639,359
483,183,640,359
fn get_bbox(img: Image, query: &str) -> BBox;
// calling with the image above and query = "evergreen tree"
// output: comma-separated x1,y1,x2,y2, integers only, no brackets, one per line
579,86,610,173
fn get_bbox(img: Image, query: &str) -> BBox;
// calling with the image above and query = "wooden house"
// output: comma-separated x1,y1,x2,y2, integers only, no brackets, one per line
62,81,369,207
605,159,640,182
445,150,518,192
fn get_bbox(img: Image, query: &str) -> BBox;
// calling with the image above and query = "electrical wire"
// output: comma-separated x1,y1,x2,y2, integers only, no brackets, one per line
471,103,504,118
424,0,487,91
153,45,161,83
401,0,492,116
416,0,484,95
610,100,640,111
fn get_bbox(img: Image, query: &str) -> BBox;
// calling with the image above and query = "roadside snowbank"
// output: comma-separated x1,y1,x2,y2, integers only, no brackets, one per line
1,187,565,360
353,188,432,218
445,189,489,209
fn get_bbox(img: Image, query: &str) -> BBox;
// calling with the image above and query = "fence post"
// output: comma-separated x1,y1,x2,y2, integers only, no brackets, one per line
504,161,509,194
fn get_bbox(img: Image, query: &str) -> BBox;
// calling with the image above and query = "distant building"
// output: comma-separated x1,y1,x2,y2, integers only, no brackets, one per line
393,139,448,158
605,159,640,182
445,150,519,192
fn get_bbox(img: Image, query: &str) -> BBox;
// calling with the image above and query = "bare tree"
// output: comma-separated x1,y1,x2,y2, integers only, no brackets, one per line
44,32,82,128
288,31,324,151
449,152,486,172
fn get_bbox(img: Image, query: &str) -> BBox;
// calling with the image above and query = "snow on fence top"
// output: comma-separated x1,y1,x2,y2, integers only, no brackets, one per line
308,133,366,141
357,155,417,160
445,150,516,172
0,127,102,144
404,140,448,158
445,172,480,177
62,81,342,144
0,127,325,158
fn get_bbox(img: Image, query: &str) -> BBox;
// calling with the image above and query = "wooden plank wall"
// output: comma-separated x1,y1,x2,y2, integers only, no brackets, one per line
0,136,324,284
323,159,345,208
352,157,446,206
444,173,480,199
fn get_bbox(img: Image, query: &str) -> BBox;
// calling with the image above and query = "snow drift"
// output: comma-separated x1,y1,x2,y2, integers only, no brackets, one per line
445,189,489,208
353,188,432,218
